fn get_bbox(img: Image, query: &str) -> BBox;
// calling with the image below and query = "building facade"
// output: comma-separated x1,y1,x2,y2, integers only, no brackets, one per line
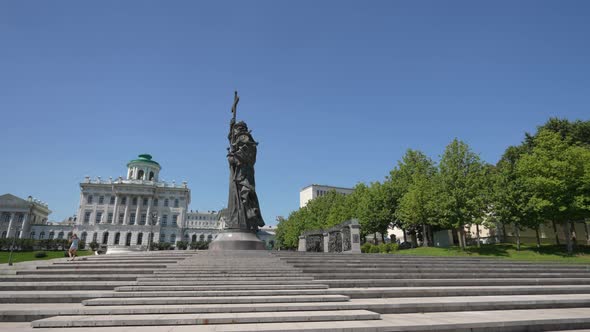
0,194,51,239
299,184,354,208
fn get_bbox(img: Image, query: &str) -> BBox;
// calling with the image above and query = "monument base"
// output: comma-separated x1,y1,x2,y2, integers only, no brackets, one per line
208,230,266,251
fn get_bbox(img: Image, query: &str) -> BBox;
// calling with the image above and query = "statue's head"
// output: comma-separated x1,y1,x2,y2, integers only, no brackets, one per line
233,121,248,133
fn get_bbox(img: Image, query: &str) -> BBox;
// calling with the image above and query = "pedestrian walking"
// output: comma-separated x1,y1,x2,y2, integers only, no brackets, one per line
68,234,79,261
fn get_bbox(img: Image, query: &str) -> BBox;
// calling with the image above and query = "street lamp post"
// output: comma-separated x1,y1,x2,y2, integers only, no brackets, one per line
148,212,157,251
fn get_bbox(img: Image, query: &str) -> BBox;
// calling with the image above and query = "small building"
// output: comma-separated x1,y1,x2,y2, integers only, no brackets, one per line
0,194,51,239
299,184,353,208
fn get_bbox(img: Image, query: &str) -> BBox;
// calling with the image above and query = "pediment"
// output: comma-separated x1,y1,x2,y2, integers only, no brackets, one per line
0,193,30,208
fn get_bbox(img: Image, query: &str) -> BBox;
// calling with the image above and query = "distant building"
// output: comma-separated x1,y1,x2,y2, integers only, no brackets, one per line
299,184,354,208
0,194,51,239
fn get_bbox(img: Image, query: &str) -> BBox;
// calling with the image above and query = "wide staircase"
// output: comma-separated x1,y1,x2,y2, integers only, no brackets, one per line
1,250,590,331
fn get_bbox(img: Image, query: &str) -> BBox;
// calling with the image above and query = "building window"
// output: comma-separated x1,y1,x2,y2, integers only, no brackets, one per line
1,213,9,222
140,214,146,225
98,196,104,204
130,213,136,225
87,195,93,204
102,232,109,245
92,233,98,242
114,232,120,245
81,232,87,242
30,231,35,239
95,212,103,223
110,196,115,205
121,197,127,205
153,199,159,206
149,171,154,180
57,232,64,239
160,233,166,242
170,234,176,244
143,198,148,206
132,197,138,205
118,213,124,224
39,231,45,239
172,214,178,226
161,214,168,227
1,231,6,239
164,199,169,207
137,233,143,245
174,199,179,208
107,213,113,223
84,212,91,223
137,170,144,180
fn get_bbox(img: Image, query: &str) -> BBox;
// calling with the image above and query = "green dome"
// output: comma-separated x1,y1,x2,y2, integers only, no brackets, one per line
127,154,161,167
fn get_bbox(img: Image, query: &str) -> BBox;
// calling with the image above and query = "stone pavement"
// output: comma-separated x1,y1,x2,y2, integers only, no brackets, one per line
2,250,590,331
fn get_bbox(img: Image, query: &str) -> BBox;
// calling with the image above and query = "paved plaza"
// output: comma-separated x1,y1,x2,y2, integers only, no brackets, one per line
2,251,590,331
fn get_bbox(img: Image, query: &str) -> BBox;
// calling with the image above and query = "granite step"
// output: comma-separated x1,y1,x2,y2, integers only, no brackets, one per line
135,280,324,286
115,284,329,291
299,267,590,273
30,309,380,328
325,285,590,298
0,281,133,291
311,272,590,279
137,276,316,281
17,269,157,275
36,265,168,269
82,294,351,306
320,277,590,287
0,291,114,303
0,275,139,282
105,289,334,298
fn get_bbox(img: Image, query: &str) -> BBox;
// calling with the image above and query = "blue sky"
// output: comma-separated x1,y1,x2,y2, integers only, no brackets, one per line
1,1,589,224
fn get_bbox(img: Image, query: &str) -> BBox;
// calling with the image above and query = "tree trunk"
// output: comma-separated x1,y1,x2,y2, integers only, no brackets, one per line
502,223,507,243
514,224,520,251
584,221,590,246
410,231,417,248
402,228,407,243
381,232,386,244
552,220,560,245
562,222,573,255
422,223,429,247
476,224,481,248
373,233,378,245
570,222,577,247
535,227,541,248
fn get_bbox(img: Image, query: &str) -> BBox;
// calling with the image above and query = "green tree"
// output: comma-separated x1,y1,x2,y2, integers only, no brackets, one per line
386,149,436,244
517,129,590,254
437,139,486,249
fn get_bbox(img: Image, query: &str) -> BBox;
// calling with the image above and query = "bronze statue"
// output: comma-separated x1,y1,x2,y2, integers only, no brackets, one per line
226,91,265,231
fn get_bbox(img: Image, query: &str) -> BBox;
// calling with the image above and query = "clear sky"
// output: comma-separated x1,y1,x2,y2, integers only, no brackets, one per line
1,1,589,224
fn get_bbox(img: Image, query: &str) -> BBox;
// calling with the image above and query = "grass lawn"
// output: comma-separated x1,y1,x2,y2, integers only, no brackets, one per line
0,250,93,264
394,243,590,264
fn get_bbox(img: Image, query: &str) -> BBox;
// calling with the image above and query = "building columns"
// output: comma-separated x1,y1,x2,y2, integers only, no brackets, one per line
112,195,119,224
145,197,153,226
123,196,131,225
134,196,141,225
6,213,16,238
19,213,30,239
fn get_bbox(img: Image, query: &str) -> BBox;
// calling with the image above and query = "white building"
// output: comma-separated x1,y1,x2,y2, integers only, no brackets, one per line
0,194,51,239
299,184,354,208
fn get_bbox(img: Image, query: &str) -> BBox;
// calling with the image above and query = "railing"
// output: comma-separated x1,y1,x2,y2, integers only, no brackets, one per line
84,177,188,188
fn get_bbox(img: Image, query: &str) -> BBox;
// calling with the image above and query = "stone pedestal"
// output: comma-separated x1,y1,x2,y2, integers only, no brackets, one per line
348,222,361,253
298,236,307,252
209,230,266,251
322,232,330,253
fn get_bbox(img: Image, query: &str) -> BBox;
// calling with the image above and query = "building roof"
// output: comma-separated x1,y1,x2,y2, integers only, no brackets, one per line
300,184,354,192
127,154,161,168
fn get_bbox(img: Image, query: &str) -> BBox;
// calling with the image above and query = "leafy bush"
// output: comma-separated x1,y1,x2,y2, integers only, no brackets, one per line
89,241,99,251
189,241,209,250
157,242,172,251
369,245,381,253
176,241,188,250
361,242,373,253
34,251,47,258
378,243,399,253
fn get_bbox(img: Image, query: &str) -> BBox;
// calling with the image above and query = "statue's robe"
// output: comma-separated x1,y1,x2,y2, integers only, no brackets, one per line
226,132,265,231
